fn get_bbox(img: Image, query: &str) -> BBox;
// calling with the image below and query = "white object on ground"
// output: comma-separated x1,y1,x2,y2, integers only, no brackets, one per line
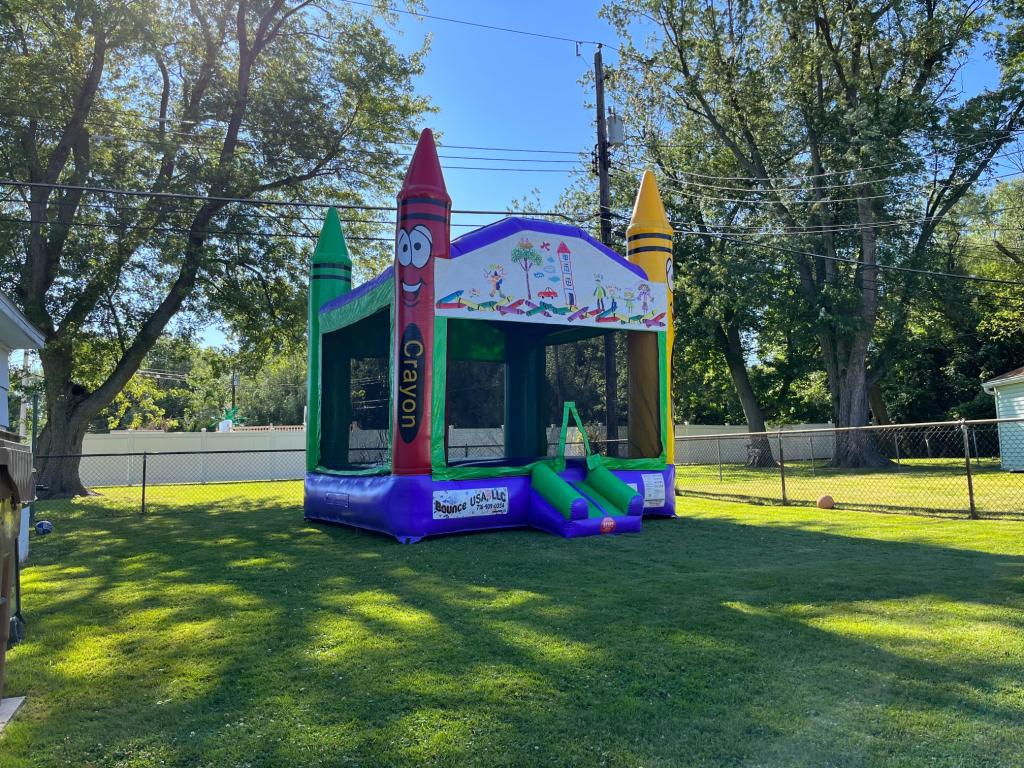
17,504,29,563
0,696,26,733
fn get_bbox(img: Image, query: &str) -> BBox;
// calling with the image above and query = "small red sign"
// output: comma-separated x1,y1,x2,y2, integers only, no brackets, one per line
599,516,616,534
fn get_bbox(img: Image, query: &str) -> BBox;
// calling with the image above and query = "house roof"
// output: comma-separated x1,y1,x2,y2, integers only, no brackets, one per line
982,366,1024,391
0,291,45,351
319,265,392,316
451,217,648,279
318,216,651,318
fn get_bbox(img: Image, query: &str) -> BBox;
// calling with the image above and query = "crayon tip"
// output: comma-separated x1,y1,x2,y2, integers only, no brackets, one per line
400,128,450,202
313,207,351,266
628,170,671,233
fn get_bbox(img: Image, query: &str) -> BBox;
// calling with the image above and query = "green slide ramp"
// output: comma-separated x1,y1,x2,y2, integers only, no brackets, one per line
547,401,643,519
570,480,626,518
531,463,588,520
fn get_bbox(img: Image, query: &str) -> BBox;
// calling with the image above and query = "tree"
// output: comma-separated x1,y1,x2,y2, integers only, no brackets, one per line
236,348,306,426
0,0,428,495
510,238,543,300
604,0,1024,465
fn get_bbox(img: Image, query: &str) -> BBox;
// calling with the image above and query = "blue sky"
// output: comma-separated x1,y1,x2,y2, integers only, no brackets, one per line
381,0,617,221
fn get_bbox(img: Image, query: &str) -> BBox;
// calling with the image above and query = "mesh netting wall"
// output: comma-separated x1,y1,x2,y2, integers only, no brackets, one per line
544,329,634,457
442,320,658,465
445,320,508,464
320,309,390,470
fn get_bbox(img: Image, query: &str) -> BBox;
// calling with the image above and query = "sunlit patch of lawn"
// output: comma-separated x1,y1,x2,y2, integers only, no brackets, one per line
678,458,1024,517
4,492,1024,766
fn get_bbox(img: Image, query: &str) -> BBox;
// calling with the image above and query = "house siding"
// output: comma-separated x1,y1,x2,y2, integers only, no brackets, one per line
994,381,1024,471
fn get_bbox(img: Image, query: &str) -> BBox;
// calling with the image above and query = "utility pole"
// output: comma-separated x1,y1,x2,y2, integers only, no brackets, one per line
594,44,618,456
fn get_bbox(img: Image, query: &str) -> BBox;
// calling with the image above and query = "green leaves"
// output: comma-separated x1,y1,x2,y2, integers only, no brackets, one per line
603,0,1024,435
1,0,430,450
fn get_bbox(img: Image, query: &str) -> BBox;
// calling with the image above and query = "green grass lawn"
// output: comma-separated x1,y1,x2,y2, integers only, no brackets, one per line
678,458,1024,517
4,487,1024,767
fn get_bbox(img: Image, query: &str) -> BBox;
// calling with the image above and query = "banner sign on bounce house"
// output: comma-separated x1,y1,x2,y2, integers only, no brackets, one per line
432,487,510,520
434,223,668,332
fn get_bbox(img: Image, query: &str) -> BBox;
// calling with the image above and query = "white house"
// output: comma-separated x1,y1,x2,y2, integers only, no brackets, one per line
982,366,1024,472
0,292,44,567
0,292,44,433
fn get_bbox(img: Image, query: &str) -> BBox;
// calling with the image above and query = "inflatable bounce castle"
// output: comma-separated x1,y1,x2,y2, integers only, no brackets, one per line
304,129,676,542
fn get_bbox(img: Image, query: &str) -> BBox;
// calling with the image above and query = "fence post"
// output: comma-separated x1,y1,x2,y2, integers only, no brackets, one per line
960,420,977,520
894,433,901,465
808,435,815,475
777,430,787,505
141,451,148,515
716,437,723,482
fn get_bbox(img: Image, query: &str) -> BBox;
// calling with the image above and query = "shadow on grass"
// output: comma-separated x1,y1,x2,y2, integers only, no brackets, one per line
4,496,1024,767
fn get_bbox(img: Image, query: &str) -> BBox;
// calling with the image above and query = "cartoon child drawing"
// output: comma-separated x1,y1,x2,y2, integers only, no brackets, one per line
593,274,607,311
606,285,619,313
637,282,653,313
623,289,636,314
485,263,506,298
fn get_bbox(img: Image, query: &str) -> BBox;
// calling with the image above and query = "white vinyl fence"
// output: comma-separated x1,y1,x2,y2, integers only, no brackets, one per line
73,423,831,486
674,424,835,464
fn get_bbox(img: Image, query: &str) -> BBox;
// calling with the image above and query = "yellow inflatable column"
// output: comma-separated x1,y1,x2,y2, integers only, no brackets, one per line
626,170,675,461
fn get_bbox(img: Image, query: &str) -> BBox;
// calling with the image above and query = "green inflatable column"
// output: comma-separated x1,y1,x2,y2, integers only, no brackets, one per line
307,207,352,471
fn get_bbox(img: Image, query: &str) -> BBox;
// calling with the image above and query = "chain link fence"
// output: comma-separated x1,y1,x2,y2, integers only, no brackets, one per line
675,417,1024,518
33,449,306,517
27,417,1024,520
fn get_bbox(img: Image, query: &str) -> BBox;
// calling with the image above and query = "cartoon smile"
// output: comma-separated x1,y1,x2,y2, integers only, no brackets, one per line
397,225,433,307
401,278,425,305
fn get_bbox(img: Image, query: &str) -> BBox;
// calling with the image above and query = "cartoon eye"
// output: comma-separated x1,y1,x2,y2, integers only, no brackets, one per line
396,229,412,266
409,225,432,268
666,257,674,284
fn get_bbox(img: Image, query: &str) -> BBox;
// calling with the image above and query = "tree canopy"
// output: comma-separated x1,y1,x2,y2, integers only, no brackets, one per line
603,0,1024,464
0,0,429,493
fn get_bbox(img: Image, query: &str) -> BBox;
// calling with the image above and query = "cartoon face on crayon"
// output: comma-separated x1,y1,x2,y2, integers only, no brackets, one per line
396,224,432,307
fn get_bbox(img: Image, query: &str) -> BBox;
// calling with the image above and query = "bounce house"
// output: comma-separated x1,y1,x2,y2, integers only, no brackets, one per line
304,129,676,542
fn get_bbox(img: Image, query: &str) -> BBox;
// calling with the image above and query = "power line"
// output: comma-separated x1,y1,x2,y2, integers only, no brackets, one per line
0,195,505,230
0,99,586,156
0,179,591,220
0,215,394,242
674,226,1024,287
621,204,1019,236
337,0,612,49
612,151,1024,202
0,109,587,173
621,128,1024,185
0,106,588,167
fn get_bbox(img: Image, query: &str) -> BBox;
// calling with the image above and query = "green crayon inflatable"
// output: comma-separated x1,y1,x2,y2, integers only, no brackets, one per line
307,208,352,471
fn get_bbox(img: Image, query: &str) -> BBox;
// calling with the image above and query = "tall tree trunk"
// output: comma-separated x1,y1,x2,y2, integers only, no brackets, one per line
826,200,892,468
715,321,776,467
868,383,890,425
34,347,90,498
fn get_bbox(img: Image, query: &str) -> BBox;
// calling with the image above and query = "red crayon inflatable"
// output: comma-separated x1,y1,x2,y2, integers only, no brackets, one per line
392,129,451,474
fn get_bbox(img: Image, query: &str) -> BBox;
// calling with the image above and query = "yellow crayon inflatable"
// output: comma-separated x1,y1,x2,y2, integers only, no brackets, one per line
626,170,675,462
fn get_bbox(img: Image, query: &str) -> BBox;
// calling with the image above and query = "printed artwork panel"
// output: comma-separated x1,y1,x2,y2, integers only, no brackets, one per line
434,230,667,331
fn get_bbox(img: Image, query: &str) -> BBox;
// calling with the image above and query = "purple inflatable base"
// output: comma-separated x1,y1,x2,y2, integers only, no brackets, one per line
304,464,676,543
